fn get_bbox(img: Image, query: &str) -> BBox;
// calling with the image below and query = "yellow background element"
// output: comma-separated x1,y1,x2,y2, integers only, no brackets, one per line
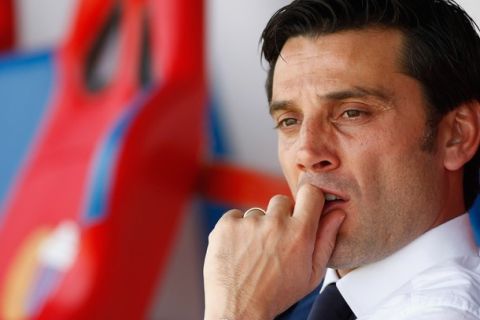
1,227,52,319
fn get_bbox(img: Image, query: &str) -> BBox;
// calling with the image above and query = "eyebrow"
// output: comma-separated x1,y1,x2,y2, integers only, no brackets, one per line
269,86,394,115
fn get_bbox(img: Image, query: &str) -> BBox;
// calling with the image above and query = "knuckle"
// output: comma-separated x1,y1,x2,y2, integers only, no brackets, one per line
209,208,246,241
207,229,216,243
270,194,293,205
261,216,286,234
268,215,286,228
222,208,242,219
208,223,223,242
209,214,234,239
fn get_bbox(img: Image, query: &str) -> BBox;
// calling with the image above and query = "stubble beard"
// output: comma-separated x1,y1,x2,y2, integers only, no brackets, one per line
326,118,440,271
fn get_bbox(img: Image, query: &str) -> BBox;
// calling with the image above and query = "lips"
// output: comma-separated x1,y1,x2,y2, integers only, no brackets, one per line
323,197,346,214
320,190,348,214
296,174,350,213
325,193,343,201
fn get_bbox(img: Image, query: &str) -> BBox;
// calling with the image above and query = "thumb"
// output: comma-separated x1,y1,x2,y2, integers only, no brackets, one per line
310,212,345,286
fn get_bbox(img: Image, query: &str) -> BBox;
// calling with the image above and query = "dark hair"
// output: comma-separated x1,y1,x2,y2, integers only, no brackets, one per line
261,0,480,209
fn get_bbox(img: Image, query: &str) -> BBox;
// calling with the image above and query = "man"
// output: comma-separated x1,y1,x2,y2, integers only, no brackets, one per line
203,0,480,319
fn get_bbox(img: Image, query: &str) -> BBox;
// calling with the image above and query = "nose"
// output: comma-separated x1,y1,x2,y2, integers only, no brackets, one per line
295,121,340,173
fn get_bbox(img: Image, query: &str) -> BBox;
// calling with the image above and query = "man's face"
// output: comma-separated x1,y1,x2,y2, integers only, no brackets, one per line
271,29,448,269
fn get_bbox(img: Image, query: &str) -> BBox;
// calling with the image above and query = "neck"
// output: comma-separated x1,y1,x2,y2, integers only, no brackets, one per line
337,268,352,278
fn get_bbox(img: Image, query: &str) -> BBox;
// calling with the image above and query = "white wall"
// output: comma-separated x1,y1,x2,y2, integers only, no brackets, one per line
15,0,78,51
207,0,290,174
458,0,480,23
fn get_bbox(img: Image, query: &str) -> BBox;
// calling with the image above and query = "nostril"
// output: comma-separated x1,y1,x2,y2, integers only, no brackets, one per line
297,163,306,170
295,146,339,172
317,160,333,168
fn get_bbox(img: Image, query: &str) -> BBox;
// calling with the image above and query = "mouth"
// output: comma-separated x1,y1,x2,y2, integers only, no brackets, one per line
322,192,348,214
325,193,343,201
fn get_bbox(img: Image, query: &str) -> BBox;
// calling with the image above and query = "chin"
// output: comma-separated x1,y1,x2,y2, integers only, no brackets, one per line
327,248,357,270
327,234,370,270
327,255,360,271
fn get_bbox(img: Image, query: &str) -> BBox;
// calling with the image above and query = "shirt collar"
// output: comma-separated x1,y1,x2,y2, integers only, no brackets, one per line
321,268,340,291
326,213,479,318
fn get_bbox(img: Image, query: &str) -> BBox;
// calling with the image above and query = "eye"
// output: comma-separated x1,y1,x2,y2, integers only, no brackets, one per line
341,109,365,119
275,117,298,129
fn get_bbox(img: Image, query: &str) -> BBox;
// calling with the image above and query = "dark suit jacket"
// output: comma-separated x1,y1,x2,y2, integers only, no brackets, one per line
275,283,323,320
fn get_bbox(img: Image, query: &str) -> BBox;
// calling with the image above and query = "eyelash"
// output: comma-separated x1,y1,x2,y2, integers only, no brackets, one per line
275,118,298,129
341,109,368,119
274,108,370,129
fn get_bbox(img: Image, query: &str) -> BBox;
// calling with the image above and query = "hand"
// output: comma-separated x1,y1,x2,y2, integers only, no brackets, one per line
203,184,346,320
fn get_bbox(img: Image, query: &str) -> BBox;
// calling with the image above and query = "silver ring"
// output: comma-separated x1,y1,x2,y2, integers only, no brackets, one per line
243,207,266,218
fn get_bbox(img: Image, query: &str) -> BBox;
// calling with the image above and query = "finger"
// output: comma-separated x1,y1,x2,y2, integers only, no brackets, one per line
209,209,243,243
221,209,244,220
311,212,345,284
243,207,266,218
292,184,325,230
266,194,294,217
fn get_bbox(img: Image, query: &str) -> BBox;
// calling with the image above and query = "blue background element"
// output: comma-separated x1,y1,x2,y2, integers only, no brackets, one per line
470,197,480,244
82,88,153,225
0,51,55,214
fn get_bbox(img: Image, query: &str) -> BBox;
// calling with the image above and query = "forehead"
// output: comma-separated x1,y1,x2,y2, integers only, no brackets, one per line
272,28,406,99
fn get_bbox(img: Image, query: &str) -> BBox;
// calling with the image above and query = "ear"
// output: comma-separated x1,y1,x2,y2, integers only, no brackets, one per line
442,101,480,171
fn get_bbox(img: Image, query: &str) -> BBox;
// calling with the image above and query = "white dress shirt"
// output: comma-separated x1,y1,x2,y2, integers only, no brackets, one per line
322,214,480,320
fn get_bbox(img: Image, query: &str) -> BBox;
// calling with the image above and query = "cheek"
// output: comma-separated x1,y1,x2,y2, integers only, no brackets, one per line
278,139,298,194
353,137,440,215
341,133,382,174
340,132,398,205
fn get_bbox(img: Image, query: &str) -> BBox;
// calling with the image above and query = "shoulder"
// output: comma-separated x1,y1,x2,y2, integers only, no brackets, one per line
372,256,480,320
408,255,480,296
